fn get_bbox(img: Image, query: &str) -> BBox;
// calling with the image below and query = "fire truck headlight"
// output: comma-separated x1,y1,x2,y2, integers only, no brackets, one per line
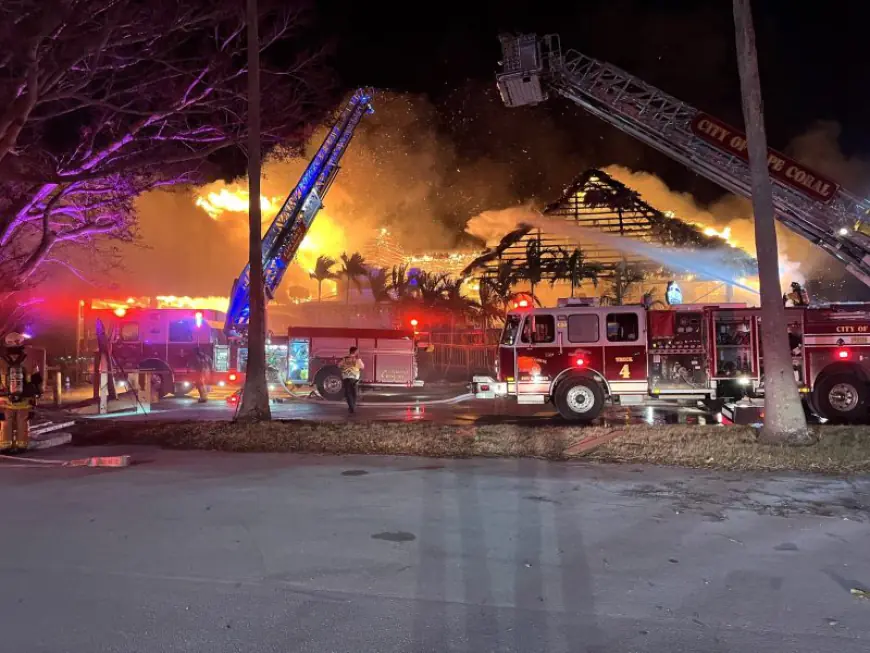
218,381,226,387
183,381,191,388
838,227,849,236
737,376,751,386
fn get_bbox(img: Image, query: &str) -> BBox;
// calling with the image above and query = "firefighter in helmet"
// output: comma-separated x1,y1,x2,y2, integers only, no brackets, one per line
190,346,212,403
783,281,809,307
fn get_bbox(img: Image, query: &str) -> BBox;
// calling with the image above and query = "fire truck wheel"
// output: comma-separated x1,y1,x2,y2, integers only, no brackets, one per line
315,367,345,401
814,373,869,424
554,376,605,422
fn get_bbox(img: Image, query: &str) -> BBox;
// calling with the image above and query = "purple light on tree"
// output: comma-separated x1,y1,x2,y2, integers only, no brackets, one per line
0,0,335,333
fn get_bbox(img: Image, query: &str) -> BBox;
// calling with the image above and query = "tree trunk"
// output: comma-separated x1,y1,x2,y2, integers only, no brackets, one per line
733,0,809,444
345,276,350,304
237,0,271,422
317,280,322,302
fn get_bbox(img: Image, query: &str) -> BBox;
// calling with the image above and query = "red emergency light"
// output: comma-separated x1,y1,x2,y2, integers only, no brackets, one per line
410,318,418,327
517,299,529,308
228,372,238,382
836,348,851,360
574,357,586,368
113,307,127,318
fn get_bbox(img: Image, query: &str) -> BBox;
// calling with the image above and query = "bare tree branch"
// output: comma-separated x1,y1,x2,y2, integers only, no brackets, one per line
0,0,336,300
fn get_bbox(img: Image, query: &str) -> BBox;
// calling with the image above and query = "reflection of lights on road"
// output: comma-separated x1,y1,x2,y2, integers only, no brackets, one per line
645,406,654,424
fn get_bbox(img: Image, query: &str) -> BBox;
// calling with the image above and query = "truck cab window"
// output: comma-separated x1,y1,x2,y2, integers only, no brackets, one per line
606,313,638,342
531,315,555,344
500,315,523,345
567,314,599,343
119,323,139,342
168,319,194,343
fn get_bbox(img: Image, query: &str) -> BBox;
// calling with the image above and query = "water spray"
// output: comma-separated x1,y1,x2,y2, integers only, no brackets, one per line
527,213,760,295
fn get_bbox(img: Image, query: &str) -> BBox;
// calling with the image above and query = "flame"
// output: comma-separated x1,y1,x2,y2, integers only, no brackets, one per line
195,187,281,220
90,296,229,311
155,296,229,311
193,185,347,275
701,225,739,248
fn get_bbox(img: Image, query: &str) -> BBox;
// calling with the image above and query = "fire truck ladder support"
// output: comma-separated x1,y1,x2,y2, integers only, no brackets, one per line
495,34,870,287
225,88,375,334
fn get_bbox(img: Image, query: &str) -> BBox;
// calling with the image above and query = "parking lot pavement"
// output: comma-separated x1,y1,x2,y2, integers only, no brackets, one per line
1,450,867,652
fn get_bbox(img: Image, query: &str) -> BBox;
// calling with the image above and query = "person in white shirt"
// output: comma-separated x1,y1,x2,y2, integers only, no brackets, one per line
339,346,364,413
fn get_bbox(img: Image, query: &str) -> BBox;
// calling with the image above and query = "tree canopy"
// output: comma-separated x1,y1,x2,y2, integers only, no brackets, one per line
0,0,333,299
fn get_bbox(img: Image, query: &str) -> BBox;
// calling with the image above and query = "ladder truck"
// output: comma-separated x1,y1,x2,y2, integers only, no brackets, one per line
224,88,375,335
494,34,870,287
473,34,870,423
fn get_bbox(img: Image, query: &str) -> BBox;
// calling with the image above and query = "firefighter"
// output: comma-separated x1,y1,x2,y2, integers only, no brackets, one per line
783,281,809,307
339,346,365,414
190,346,212,403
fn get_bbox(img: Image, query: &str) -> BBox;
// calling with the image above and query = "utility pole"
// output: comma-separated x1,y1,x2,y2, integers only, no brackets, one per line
732,0,810,443
237,0,271,421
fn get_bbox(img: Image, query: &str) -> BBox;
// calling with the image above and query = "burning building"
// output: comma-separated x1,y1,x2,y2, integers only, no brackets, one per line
467,168,757,305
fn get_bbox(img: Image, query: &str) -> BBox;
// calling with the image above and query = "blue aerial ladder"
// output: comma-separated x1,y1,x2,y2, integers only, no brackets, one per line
224,88,375,335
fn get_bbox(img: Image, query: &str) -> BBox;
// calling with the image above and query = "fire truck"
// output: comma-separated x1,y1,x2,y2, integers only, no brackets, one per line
79,302,242,397
80,90,376,397
472,298,870,423
261,326,421,401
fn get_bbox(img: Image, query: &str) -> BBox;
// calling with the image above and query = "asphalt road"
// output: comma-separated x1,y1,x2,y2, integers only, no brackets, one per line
1,450,868,652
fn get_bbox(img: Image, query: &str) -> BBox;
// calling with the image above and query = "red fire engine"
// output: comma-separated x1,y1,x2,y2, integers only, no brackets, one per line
79,302,243,397
472,298,870,424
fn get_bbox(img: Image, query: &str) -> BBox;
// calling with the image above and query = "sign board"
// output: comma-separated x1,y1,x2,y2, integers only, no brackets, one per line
690,113,839,203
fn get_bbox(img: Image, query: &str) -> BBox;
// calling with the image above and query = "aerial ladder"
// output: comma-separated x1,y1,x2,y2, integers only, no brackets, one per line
495,34,870,287
224,88,374,335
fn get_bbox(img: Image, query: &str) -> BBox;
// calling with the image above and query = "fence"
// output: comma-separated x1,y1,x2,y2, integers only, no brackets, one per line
430,343,498,377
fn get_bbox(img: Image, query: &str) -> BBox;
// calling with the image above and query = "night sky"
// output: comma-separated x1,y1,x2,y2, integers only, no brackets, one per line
318,0,870,205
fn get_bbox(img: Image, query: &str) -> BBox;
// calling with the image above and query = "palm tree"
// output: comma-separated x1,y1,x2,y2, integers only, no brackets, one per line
479,260,528,313
338,252,367,304
518,236,545,301
600,261,646,306
309,255,338,302
366,267,391,303
439,276,474,316
388,264,415,303
549,247,602,298
460,224,533,278
416,271,449,308
476,279,506,338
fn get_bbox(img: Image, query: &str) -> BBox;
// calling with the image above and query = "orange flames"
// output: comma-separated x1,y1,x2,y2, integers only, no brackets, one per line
90,296,230,312
193,185,347,274
195,187,281,220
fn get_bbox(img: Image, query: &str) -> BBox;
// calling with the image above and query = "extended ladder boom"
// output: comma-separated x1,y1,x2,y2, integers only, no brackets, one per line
225,88,374,334
495,34,870,286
